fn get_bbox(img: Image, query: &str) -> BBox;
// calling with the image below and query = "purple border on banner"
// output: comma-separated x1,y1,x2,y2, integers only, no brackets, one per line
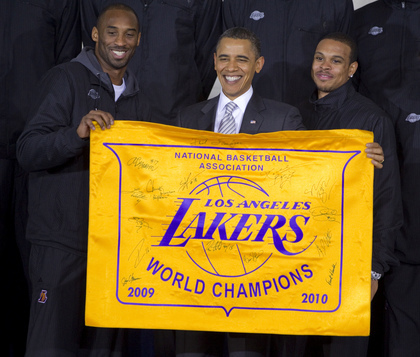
103,143,360,316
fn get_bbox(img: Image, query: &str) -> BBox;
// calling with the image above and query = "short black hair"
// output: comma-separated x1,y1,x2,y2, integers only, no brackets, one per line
96,3,140,31
216,27,262,59
320,32,358,63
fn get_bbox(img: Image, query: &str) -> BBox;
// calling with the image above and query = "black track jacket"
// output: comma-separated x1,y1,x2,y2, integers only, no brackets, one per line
17,47,151,253
353,0,420,264
0,0,81,159
301,81,403,275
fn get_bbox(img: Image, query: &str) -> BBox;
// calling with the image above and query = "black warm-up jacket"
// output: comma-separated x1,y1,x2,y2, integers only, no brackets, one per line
352,0,420,264
0,0,81,160
301,81,403,275
17,47,150,253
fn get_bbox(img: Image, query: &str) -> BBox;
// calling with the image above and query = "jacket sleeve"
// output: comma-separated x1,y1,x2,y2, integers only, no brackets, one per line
55,0,82,64
80,0,99,48
371,115,403,275
195,0,223,98
17,67,88,172
283,106,307,131
222,0,244,30
337,0,354,34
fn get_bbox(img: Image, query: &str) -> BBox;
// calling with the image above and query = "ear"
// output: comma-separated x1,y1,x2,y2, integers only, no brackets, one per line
349,61,358,78
136,33,141,46
255,56,265,73
91,26,99,43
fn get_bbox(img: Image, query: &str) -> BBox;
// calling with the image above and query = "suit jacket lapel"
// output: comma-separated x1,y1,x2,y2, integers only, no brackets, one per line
197,96,219,132
239,93,265,134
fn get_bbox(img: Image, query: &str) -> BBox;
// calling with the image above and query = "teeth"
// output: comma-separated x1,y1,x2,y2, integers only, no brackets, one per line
113,50,126,56
318,73,331,79
225,76,241,81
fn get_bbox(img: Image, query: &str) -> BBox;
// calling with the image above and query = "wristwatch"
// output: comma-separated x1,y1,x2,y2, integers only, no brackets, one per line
371,271,382,280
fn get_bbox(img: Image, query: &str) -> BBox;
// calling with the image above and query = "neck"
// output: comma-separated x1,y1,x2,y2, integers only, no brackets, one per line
107,70,125,85
94,50,127,85
317,91,329,100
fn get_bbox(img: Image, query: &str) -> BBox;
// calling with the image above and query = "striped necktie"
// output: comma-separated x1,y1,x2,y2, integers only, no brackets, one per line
218,101,238,134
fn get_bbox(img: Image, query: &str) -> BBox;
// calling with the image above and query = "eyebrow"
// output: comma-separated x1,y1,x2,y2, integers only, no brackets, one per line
217,54,250,60
106,25,138,32
315,51,345,60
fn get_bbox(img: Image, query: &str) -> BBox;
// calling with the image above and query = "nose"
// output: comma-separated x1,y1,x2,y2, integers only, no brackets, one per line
320,60,331,70
226,59,238,71
114,33,126,47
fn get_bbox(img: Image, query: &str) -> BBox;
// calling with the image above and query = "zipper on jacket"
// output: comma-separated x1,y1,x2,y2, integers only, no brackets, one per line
400,1,407,82
143,0,152,9
95,73,102,110
141,1,151,71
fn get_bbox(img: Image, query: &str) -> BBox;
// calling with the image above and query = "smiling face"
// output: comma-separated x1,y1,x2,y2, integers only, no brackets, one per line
92,8,140,83
311,39,358,99
214,38,264,100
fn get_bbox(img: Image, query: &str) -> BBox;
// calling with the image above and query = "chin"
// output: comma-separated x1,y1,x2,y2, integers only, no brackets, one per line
317,85,334,94
221,89,239,99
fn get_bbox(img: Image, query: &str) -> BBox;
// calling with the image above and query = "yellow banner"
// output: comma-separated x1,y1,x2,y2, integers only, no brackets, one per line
86,121,373,336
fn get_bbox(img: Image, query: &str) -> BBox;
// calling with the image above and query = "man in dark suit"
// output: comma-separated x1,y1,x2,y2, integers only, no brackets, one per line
178,27,305,136
176,26,305,357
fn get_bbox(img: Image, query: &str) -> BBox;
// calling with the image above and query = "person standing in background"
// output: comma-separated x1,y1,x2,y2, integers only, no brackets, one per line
222,0,353,112
0,1,81,355
80,0,222,126
352,1,420,356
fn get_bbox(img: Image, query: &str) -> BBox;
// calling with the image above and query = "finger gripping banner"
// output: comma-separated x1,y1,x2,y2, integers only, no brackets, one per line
86,121,373,336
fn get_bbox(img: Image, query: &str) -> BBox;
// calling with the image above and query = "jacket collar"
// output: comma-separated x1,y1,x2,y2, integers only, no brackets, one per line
310,80,355,113
197,93,266,134
198,97,218,131
239,93,265,134
71,46,139,96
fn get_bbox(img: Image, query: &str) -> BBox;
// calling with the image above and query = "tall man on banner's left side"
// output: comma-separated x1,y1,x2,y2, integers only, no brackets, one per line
16,4,150,356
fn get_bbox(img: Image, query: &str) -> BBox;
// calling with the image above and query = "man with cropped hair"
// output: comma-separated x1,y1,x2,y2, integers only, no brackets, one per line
17,4,150,355
299,32,403,357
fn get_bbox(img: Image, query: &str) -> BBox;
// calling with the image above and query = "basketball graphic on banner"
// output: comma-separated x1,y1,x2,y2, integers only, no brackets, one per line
185,175,273,277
